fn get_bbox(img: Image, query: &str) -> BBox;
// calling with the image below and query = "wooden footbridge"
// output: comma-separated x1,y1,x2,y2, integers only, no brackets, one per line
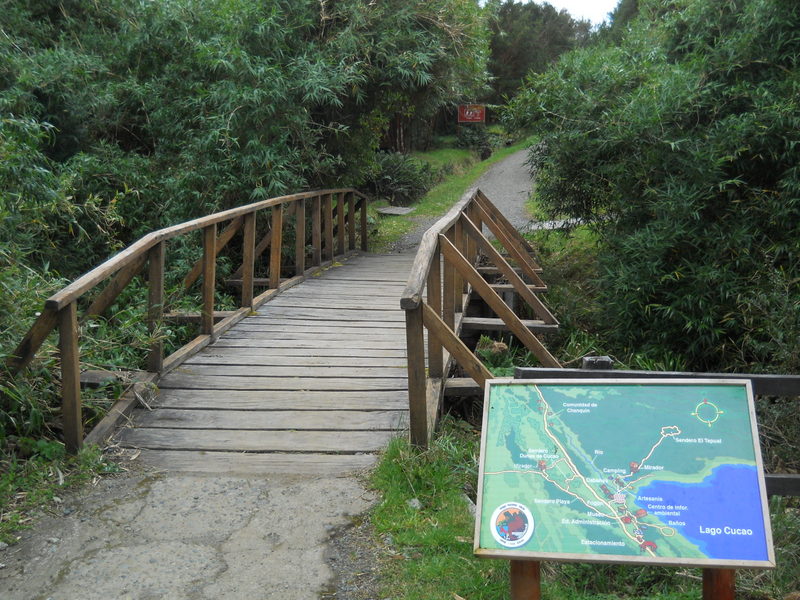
8,185,800,498
8,187,560,473
7,186,800,599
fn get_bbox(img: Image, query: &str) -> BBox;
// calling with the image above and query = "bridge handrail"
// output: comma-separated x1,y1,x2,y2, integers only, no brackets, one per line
7,188,369,452
401,188,560,448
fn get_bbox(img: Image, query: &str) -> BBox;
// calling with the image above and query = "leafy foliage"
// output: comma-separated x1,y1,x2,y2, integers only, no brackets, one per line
507,0,800,373
485,0,591,103
364,152,435,206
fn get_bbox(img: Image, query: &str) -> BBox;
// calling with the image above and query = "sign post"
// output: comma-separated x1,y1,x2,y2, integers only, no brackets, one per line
475,379,775,597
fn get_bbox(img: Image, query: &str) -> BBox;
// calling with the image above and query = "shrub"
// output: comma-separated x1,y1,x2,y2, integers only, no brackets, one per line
365,151,435,206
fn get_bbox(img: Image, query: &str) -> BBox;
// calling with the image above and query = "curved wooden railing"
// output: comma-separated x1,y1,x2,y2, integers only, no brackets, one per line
7,188,369,452
400,188,560,448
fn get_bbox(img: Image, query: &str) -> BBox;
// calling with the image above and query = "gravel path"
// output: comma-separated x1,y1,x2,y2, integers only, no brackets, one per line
391,147,534,252
0,148,533,600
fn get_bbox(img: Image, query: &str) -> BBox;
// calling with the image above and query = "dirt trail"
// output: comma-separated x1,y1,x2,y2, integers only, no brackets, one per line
0,148,534,600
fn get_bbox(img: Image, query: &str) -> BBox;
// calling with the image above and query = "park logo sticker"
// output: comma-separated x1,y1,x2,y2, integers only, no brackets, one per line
491,502,534,548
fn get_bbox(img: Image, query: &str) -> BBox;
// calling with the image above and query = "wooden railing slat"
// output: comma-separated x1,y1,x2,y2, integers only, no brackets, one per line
269,205,283,289
439,234,560,368
84,252,148,319
58,302,82,453
422,303,491,387
461,215,558,325
183,216,243,290
241,213,256,309
146,241,165,373
474,202,546,287
201,224,217,335
7,307,59,373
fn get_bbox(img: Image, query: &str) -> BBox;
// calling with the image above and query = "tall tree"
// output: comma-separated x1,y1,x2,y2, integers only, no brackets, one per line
486,0,590,103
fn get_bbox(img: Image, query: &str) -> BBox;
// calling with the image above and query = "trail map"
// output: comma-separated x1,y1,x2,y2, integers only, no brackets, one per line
475,380,775,567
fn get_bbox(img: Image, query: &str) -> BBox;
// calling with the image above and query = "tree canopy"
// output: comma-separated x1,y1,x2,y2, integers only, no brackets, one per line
1,0,489,275
507,0,800,373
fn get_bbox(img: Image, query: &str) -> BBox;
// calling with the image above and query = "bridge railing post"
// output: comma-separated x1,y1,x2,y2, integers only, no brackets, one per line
295,199,306,276
146,241,165,372
58,301,82,454
427,244,443,379
336,192,346,256
359,196,368,252
323,193,334,261
201,224,217,335
241,212,256,309
405,304,428,448
269,205,283,289
312,195,322,266
348,192,356,251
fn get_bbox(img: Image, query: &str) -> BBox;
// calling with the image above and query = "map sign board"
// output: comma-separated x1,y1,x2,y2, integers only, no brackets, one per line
474,379,775,568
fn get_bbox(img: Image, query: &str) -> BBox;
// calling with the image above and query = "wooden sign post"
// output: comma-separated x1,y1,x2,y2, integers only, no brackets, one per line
475,379,775,599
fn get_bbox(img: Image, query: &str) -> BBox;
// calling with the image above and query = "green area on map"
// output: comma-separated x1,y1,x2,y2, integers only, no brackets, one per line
477,381,772,565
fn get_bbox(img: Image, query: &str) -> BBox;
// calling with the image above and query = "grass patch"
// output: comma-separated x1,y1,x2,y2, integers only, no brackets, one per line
412,147,475,173
370,137,536,251
0,445,121,544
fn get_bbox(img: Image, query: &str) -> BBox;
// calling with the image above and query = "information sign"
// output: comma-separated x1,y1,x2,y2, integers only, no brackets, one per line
474,379,775,568
458,104,486,123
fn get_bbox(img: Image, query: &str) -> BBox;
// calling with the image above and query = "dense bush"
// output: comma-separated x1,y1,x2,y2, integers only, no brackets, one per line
507,0,800,373
365,152,435,206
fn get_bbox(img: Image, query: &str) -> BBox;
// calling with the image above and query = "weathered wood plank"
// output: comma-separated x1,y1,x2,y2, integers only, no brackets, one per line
185,354,408,367
119,427,396,453
183,216,242,290
201,224,217,335
136,450,378,475
157,374,408,390
167,364,409,379
461,317,559,333
228,323,405,335
134,409,407,431
59,302,83,453
221,331,406,342
213,338,406,349
255,307,405,321
262,299,401,311
155,389,407,410
189,347,408,359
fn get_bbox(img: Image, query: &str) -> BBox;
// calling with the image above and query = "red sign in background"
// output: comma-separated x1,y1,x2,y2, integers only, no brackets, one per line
458,104,486,123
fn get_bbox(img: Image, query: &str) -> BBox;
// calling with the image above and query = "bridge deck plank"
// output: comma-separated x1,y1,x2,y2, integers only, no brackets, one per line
116,252,415,473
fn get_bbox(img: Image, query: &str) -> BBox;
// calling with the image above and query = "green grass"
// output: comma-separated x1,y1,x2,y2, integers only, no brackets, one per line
412,147,474,172
370,137,536,252
0,445,121,544
414,136,535,218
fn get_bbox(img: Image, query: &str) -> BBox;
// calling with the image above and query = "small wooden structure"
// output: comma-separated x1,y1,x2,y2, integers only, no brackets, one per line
400,188,561,448
7,189,369,453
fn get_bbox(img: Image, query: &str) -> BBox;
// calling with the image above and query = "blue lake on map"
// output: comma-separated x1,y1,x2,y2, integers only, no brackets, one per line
634,464,769,561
